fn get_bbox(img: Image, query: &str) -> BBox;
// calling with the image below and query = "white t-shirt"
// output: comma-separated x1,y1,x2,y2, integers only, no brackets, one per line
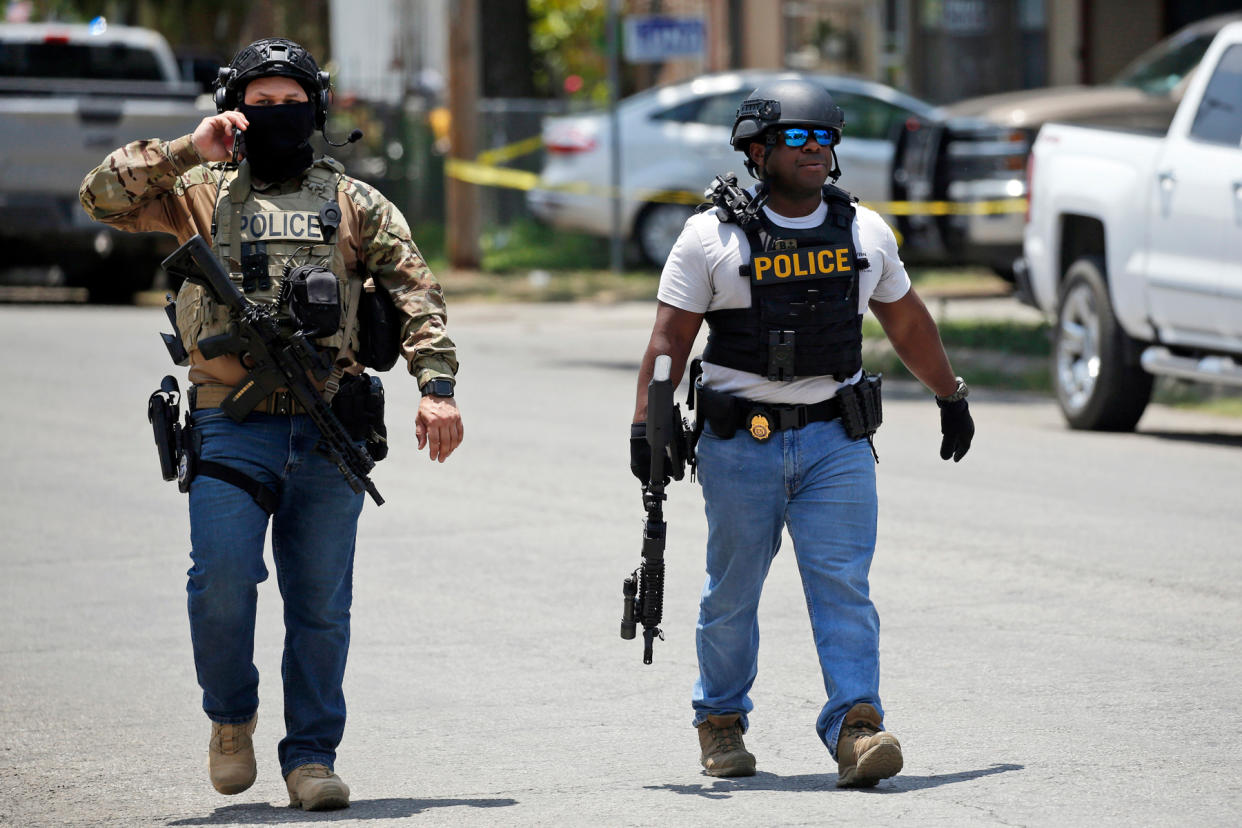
658,198,911,405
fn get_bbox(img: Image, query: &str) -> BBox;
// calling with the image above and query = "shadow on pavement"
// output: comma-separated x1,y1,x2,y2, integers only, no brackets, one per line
167,796,519,824
648,763,1023,798
1139,430,1242,449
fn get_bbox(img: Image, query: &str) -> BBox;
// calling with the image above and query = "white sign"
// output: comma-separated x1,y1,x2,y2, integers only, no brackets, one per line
623,16,706,63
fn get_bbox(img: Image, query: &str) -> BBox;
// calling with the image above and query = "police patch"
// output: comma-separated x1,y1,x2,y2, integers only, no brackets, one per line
750,244,852,286
239,211,324,242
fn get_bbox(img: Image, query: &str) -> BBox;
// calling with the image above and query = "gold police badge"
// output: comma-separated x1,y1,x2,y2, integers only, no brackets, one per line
748,412,772,441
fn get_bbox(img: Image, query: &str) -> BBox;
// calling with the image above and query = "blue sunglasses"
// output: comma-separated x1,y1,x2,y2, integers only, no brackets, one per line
778,127,836,148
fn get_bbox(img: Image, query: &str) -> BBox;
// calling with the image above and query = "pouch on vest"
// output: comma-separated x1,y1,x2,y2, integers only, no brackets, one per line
282,264,342,339
331,372,389,462
356,279,402,372
837,373,883,440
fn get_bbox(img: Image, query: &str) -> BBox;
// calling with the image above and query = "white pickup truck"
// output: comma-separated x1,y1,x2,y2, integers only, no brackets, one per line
0,22,208,301
1022,21,1242,431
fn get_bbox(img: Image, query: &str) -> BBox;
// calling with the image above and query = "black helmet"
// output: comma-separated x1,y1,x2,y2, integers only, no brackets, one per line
730,78,845,151
214,38,330,128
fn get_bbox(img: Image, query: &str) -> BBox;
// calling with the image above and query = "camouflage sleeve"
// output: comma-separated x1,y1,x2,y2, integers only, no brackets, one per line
78,134,213,237
347,179,459,386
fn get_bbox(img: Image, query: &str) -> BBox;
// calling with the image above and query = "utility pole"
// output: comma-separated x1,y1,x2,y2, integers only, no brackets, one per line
607,0,622,273
447,0,481,268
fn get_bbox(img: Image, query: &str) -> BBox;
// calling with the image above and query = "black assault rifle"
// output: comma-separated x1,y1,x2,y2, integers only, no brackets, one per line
162,234,384,506
621,354,690,664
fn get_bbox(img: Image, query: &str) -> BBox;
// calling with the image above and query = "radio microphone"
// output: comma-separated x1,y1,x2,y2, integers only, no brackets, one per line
323,128,364,147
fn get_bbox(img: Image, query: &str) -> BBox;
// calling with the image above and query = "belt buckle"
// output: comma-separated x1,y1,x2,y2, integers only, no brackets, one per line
774,405,806,431
271,390,294,415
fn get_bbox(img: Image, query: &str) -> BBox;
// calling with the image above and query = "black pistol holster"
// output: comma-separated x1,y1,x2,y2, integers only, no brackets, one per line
148,375,188,486
148,377,280,514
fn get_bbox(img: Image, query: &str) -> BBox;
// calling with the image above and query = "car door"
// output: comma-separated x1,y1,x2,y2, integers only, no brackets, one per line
820,91,909,204
1143,43,1242,344
644,90,740,188
1193,44,1242,342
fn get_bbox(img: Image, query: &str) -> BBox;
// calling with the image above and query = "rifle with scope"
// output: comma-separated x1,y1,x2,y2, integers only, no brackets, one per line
162,234,383,506
621,354,690,664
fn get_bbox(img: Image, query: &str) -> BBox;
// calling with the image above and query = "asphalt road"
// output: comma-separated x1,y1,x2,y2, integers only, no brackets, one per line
2,300,1240,827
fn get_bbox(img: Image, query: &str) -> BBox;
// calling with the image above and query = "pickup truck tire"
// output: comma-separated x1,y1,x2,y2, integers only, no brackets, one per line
1053,256,1153,431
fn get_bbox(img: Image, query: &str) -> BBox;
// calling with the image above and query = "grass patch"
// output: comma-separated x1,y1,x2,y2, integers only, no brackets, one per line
863,345,1051,392
415,219,616,273
1153,378,1242,416
862,317,1051,357
908,267,1012,297
481,221,611,271
444,269,658,303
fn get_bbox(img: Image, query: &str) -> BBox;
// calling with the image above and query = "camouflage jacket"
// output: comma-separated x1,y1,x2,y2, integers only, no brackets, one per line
79,134,458,388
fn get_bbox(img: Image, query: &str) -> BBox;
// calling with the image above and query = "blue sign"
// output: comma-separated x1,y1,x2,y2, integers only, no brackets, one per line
623,16,706,63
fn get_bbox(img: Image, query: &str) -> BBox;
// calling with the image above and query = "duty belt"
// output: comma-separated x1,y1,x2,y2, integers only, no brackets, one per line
696,384,842,441
191,384,308,415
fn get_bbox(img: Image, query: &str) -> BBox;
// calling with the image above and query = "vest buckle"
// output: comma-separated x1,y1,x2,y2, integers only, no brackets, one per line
767,330,796,381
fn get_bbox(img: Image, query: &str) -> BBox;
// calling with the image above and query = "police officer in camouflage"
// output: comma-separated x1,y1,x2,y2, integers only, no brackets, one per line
80,38,463,810
631,78,974,787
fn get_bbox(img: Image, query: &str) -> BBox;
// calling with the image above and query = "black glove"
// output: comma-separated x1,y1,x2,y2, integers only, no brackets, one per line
630,422,671,485
937,398,974,462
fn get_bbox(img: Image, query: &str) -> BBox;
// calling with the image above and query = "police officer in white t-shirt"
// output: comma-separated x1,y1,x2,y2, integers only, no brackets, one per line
630,78,974,788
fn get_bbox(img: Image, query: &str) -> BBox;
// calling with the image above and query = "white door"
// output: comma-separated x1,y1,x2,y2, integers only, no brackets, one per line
1144,43,1242,345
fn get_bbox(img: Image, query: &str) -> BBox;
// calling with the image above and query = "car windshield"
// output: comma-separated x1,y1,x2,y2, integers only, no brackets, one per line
1112,30,1218,95
0,42,164,80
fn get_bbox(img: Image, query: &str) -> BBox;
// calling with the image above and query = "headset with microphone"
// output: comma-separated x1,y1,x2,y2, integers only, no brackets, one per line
214,38,363,148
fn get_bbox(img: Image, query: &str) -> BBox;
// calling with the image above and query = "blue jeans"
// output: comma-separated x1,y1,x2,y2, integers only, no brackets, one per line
186,408,364,777
692,417,882,759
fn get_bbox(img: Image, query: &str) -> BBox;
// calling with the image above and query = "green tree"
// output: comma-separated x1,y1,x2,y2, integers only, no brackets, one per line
529,0,610,104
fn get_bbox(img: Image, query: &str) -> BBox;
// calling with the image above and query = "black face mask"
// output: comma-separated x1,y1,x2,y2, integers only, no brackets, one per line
237,101,316,183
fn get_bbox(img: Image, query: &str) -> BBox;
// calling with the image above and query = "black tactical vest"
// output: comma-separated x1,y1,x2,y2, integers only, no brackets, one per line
703,185,864,382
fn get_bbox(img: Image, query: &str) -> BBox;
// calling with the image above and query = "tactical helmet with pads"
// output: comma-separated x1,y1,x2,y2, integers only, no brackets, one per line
730,78,845,151
214,38,330,129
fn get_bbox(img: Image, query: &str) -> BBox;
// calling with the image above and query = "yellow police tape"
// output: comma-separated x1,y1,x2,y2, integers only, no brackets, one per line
446,141,1027,216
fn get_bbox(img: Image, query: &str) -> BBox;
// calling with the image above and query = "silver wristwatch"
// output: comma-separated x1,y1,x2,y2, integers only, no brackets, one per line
936,377,969,404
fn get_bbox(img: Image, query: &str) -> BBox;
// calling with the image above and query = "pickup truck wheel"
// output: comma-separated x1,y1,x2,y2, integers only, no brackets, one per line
1053,257,1153,431
635,203,694,267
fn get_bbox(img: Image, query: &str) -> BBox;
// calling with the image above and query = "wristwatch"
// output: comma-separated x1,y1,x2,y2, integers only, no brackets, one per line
936,377,969,404
420,378,455,398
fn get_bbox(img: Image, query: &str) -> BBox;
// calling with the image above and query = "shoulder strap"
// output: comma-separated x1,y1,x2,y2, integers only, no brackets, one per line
305,160,341,202
323,278,364,403
221,164,252,263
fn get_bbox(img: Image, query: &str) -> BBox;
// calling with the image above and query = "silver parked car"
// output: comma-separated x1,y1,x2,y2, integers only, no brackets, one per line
526,71,938,265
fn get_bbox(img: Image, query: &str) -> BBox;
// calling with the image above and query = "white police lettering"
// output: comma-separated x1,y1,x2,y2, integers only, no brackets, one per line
240,211,324,241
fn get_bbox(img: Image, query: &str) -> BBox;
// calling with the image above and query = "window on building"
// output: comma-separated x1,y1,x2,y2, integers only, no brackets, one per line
1188,44,1242,146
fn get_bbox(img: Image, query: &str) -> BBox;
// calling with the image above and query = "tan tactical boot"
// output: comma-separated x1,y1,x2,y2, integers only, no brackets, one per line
208,714,257,795
835,703,903,788
697,714,757,777
285,763,350,811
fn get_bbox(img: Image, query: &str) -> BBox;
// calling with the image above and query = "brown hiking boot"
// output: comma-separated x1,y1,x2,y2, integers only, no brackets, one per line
697,714,757,777
285,763,350,811
208,714,257,795
835,703,902,788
